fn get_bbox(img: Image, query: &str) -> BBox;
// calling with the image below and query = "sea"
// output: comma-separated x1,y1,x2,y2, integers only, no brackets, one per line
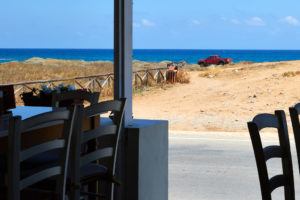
1,48,300,64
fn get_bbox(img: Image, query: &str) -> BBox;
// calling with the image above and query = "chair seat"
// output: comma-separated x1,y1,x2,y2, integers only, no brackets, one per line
21,150,59,179
80,163,108,182
19,161,108,190
21,150,108,181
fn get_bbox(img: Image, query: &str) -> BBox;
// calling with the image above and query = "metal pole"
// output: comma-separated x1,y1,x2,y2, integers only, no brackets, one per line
114,0,133,126
114,0,132,200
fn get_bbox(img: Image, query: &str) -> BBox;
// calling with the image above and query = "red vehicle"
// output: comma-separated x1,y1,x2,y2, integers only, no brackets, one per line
198,55,232,67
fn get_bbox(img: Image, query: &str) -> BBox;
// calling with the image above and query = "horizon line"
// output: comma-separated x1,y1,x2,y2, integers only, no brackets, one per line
1,48,300,51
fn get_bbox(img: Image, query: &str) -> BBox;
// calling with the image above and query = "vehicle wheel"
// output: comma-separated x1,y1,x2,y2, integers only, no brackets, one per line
199,62,206,67
218,61,225,65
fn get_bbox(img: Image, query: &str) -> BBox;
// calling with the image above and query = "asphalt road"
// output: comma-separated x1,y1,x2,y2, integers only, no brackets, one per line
169,131,300,200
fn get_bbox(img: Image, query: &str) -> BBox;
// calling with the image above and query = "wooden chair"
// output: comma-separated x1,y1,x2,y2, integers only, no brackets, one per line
289,103,300,174
70,98,126,200
2,106,77,200
247,110,294,200
51,90,100,107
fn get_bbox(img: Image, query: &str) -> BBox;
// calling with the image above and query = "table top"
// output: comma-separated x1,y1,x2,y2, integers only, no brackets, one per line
10,106,63,119
0,106,65,137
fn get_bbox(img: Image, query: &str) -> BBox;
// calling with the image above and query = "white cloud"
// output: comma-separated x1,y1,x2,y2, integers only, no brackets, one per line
247,17,265,26
191,19,200,25
231,19,241,24
133,23,141,28
141,19,156,27
280,16,299,26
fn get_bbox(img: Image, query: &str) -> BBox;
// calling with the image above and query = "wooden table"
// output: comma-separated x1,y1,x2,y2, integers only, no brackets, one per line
0,106,99,153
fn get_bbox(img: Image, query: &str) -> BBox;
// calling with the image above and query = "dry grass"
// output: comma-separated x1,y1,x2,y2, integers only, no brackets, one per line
176,70,190,83
198,66,222,78
0,58,114,84
282,71,296,77
184,64,202,71
282,71,300,77
0,58,190,104
0,58,168,84
238,61,253,64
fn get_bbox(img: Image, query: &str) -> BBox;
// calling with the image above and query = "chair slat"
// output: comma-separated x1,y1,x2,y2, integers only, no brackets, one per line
263,145,281,161
253,113,279,131
20,139,65,162
24,120,64,132
289,105,300,175
22,110,70,131
80,147,113,167
81,125,117,144
269,175,286,193
83,100,123,118
20,166,62,190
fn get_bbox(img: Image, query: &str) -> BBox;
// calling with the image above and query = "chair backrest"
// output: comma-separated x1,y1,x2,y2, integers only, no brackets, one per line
289,103,300,175
51,90,100,107
247,110,294,200
70,98,126,199
7,106,77,200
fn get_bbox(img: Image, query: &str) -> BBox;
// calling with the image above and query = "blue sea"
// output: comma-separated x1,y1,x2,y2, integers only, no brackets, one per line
1,49,300,64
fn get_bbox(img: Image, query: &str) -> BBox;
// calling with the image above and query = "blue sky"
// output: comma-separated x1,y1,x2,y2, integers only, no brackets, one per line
0,0,300,49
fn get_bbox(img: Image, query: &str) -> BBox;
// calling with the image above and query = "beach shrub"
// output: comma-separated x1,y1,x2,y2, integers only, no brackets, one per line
176,71,190,83
238,61,253,64
282,71,296,77
198,67,220,78
186,64,202,71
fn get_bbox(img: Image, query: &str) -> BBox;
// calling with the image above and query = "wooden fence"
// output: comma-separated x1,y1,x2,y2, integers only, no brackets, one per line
0,67,172,98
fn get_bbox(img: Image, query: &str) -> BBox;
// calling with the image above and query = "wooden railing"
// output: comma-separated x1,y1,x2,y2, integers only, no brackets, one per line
0,67,171,97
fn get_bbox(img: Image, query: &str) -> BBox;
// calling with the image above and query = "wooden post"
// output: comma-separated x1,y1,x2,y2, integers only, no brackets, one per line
108,76,111,88
157,70,161,83
146,72,149,88
135,72,138,89
92,79,95,92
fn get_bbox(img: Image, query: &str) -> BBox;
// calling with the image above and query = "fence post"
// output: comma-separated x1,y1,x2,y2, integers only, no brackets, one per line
146,71,149,88
163,70,167,81
108,76,111,88
92,79,95,92
157,70,161,83
135,72,138,89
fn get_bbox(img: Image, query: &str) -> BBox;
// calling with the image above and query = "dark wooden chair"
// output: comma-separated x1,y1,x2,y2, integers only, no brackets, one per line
1,106,77,200
247,110,294,200
51,90,100,107
289,103,300,174
70,98,126,200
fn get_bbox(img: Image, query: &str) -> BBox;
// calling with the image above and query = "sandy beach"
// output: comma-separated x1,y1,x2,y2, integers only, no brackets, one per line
1,58,300,132
133,60,300,132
